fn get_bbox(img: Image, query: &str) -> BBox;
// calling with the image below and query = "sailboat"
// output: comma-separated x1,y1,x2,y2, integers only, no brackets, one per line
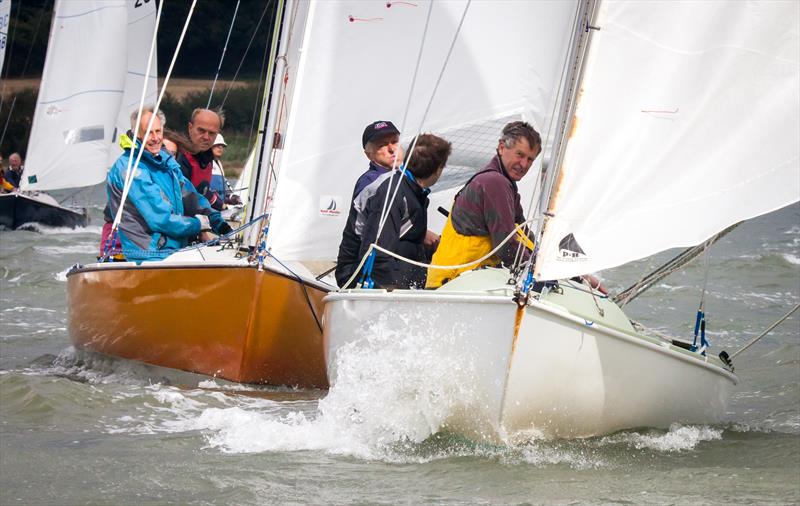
321,0,800,439
0,0,158,230
66,0,332,388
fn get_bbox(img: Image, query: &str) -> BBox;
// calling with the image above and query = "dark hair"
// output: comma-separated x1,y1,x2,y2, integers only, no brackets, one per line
500,121,541,151
403,133,452,179
164,129,192,153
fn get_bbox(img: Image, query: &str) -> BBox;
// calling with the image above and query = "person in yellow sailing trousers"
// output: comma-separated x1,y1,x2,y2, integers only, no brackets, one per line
427,121,608,293
426,121,540,288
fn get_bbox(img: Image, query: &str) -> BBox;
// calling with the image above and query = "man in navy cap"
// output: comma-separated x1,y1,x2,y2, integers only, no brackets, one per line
351,120,402,198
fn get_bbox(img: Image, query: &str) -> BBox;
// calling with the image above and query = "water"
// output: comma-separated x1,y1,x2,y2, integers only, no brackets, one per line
1,188,798,505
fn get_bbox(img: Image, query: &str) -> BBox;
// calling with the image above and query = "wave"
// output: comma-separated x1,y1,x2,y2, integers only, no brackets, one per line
13,223,102,235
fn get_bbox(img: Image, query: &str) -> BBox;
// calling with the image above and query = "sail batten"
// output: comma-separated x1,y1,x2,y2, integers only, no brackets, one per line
535,0,800,281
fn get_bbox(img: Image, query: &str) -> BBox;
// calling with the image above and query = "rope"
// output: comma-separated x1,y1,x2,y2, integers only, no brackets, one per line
339,218,535,290
730,303,800,360
207,0,241,108
613,222,741,306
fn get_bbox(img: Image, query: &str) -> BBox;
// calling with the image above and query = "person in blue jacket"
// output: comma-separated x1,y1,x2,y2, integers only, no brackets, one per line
106,106,232,263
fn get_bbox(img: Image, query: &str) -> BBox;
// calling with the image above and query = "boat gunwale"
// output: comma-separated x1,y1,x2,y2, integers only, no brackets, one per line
67,260,335,292
324,290,739,384
0,192,87,217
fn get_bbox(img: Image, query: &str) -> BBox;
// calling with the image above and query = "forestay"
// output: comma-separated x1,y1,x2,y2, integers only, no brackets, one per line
265,0,578,261
535,0,800,281
22,0,156,192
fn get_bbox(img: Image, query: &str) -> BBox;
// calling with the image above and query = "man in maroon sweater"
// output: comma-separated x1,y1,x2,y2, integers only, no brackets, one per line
427,121,606,293
177,108,225,211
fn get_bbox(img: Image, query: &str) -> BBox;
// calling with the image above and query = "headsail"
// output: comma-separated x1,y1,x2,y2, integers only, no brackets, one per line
21,0,157,192
0,0,10,75
535,0,800,281
264,0,578,261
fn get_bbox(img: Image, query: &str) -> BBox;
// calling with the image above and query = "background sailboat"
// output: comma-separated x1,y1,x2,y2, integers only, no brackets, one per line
0,0,157,230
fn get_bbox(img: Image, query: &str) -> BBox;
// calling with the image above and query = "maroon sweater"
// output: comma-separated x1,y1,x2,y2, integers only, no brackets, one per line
450,154,529,265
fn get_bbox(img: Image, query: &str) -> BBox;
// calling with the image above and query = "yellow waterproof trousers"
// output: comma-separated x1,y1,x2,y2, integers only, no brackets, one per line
425,215,497,288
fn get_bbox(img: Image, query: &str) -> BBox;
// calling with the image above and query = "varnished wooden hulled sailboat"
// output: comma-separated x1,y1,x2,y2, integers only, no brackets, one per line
67,252,329,387
67,0,338,387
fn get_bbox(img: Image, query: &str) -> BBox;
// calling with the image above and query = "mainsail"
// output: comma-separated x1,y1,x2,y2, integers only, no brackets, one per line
21,0,157,192
263,0,579,261
535,0,800,280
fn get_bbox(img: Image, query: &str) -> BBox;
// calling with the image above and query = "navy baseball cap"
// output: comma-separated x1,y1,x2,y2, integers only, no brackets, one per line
362,120,400,148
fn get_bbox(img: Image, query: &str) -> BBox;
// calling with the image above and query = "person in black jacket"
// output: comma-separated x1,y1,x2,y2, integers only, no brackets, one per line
336,133,452,289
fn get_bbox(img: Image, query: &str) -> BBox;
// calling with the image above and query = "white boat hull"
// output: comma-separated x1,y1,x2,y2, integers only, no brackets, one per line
323,269,737,441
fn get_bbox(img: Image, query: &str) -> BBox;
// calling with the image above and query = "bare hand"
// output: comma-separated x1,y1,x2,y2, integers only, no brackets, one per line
582,274,608,295
423,229,440,249
200,231,218,242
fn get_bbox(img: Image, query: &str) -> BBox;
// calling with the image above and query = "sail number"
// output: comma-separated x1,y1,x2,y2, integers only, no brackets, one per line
134,0,152,8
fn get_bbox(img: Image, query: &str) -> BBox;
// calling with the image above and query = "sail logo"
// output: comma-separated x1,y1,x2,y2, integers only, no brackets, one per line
319,195,342,217
557,233,588,262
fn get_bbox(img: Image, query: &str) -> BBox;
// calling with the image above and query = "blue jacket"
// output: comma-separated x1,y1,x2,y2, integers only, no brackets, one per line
106,142,228,262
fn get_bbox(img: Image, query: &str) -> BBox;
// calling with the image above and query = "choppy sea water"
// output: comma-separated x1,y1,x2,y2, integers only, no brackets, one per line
0,187,798,505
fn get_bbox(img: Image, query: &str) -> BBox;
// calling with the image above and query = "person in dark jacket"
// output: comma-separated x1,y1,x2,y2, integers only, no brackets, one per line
177,108,226,211
336,133,452,289
4,153,24,189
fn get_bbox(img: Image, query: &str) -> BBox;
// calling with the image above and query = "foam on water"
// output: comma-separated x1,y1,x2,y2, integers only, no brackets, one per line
34,244,98,255
49,316,739,467
599,424,723,452
783,253,800,265
14,223,102,235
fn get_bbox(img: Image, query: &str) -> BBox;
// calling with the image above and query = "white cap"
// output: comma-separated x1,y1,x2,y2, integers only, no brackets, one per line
213,133,226,146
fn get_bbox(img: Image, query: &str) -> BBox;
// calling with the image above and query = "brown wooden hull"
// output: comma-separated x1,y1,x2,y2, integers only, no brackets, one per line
67,264,329,388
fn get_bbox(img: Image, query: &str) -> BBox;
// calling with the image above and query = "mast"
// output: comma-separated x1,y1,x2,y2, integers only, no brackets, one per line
244,0,287,245
533,0,600,279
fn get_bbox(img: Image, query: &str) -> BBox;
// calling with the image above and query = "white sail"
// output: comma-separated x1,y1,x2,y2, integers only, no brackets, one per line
535,0,800,281
22,1,128,191
108,0,158,164
265,0,578,261
0,0,10,74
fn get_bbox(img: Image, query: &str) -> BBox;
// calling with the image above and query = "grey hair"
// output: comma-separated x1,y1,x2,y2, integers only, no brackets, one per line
130,106,166,131
500,121,541,150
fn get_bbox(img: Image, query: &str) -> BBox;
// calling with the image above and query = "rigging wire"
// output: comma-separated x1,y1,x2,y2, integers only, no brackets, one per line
730,303,800,360
206,0,240,108
108,0,165,236
372,0,472,245
613,222,742,306
219,0,273,109
108,0,198,259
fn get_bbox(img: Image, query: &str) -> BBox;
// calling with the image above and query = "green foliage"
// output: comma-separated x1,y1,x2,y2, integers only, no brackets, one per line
0,89,37,157
0,0,53,79
2,0,276,80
